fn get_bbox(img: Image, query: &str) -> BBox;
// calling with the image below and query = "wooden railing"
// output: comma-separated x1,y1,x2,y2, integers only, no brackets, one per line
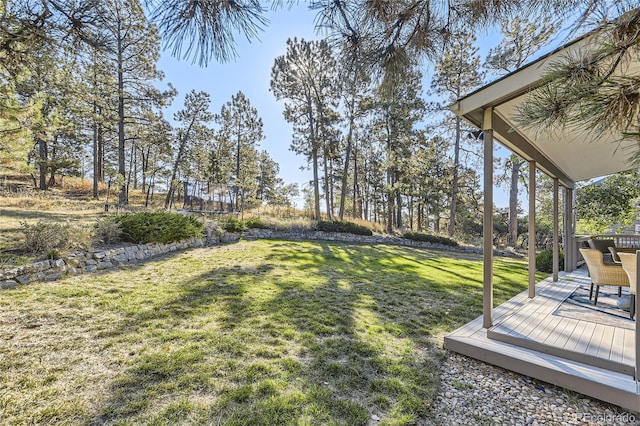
607,234,640,248
570,236,591,271
571,234,640,271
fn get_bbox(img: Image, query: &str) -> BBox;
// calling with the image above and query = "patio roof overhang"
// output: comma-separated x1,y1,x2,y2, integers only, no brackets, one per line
446,25,640,405
449,31,638,189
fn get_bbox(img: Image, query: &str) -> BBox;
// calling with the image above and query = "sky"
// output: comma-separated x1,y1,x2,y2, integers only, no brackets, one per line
156,4,320,208
154,4,556,210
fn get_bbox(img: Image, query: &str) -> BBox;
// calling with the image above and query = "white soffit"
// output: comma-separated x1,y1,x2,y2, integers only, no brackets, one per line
495,97,638,182
451,30,639,184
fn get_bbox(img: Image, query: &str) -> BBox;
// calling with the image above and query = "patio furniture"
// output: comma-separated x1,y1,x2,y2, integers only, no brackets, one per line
579,248,630,306
588,238,616,263
615,252,637,319
607,246,638,264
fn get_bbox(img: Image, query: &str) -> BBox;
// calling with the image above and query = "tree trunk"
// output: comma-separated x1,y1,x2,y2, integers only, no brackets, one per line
47,139,57,188
352,142,358,218
396,182,402,229
92,119,99,199
235,125,241,211
117,30,127,205
141,147,149,194
339,111,355,220
92,90,99,199
307,96,321,221
164,139,188,209
132,143,138,190
508,158,521,247
329,157,335,217
312,147,321,220
38,138,47,190
323,148,332,220
145,171,155,207
408,196,413,230
448,116,462,237
98,122,104,183
127,140,135,193
386,182,394,233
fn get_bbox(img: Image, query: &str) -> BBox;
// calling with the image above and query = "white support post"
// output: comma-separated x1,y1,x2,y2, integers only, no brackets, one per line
563,188,574,271
553,178,559,282
567,188,575,271
528,161,536,298
483,108,494,328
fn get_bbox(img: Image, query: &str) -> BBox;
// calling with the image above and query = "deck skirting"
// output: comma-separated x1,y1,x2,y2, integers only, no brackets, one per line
444,271,639,413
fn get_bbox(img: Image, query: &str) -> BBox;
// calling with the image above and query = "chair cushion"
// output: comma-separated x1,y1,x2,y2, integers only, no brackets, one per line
588,238,615,253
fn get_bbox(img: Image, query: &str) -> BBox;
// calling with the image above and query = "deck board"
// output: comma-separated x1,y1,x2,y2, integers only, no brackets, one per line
444,269,639,413
544,316,578,347
610,327,626,363
623,328,635,365
587,323,606,357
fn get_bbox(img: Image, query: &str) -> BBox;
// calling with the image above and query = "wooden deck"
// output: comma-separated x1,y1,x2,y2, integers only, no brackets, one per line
444,269,640,413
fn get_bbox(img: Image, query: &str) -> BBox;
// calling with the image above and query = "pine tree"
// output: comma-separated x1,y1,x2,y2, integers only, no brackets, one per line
165,90,213,209
214,91,264,212
370,66,425,232
271,37,339,220
97,0,165,205
518,6,640,165
485,16,558,247
431,31,484,237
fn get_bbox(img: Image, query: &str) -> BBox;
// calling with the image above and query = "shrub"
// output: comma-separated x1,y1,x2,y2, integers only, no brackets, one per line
93,218,123,244
19,221,93,254
244,218,269,229
47,249,61,260
113,212,204,244
316,220,373,236
222,217,246,233
403,232,458,247
535,248,564,273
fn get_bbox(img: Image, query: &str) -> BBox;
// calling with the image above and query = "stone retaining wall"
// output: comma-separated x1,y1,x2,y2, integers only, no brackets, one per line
243,228,474,252
0,237,207,290
0,230,518,290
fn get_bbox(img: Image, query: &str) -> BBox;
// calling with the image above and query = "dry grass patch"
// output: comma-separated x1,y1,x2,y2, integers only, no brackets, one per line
0,240,538,425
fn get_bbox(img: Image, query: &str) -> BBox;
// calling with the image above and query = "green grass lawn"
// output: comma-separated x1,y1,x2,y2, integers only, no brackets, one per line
0,240,542,425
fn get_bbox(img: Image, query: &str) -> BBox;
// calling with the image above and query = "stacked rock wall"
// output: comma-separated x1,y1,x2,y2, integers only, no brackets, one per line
1,230,517,290
0,237,206,289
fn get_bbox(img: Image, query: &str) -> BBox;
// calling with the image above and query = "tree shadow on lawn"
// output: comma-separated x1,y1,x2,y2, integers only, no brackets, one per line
372,244,532,310
87,240,534,424
89,241,454,425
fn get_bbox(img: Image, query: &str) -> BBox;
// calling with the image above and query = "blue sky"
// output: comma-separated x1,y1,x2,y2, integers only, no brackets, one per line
155,4,552,209
156,4,319,208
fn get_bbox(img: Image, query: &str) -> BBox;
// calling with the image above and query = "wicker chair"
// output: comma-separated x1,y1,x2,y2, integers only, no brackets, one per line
607,246,638,264
615,252,637,319
579,248,630,306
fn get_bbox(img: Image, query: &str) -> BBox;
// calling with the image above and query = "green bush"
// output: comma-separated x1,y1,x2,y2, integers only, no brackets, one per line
316,220,373,236
535,248,564,273
20,221,93,254
222,217,246,233
113,212,204,244
403,232,458,247
244,218,269,229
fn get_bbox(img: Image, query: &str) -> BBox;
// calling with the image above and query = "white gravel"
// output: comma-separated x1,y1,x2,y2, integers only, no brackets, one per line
432,353,639,425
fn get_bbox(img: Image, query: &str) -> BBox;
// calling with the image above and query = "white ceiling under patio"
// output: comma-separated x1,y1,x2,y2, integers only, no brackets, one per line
450,31,639,188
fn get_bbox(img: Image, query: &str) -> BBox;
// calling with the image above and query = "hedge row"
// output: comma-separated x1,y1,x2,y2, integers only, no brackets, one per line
402,231,458,247
316,220,373,236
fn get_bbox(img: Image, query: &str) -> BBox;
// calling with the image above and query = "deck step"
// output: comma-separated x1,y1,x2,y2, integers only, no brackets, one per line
444,270,639,413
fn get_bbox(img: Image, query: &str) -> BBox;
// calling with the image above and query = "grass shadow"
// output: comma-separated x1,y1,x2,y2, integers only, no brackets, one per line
2,240,533,425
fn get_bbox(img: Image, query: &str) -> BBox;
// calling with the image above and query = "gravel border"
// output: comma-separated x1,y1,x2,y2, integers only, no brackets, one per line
432,352,639,425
